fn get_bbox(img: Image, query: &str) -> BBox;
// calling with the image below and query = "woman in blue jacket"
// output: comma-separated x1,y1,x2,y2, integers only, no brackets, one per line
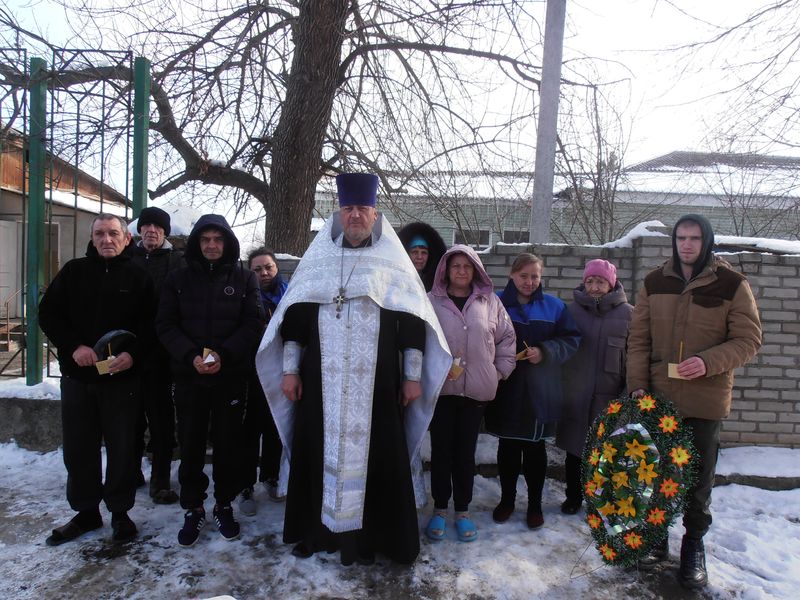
484,253,580,529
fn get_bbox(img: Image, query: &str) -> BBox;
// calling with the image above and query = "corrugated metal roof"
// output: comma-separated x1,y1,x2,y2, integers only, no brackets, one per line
627,151,800,173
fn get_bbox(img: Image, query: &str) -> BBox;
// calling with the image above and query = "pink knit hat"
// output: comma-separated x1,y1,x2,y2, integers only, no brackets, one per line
583,259,617,287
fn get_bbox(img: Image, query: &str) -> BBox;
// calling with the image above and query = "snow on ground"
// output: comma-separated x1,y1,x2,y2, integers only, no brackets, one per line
0,441,798,600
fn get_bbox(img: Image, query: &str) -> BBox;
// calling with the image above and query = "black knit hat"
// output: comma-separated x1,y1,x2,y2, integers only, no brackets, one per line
137,206,171,237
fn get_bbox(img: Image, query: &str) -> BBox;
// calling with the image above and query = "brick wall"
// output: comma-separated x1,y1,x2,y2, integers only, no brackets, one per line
277,228,799,448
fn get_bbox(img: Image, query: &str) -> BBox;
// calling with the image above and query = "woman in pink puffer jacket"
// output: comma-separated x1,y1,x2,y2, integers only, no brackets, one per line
425,244,516,543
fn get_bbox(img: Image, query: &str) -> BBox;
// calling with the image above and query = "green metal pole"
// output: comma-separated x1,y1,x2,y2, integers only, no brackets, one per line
132,56,151,218
26,57,46,385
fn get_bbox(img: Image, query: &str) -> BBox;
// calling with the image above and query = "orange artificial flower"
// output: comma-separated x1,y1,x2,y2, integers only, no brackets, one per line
587,514,602,529
600,544,617,561
647,507,666,526
597,422,606,439
659,478,679,498
659,415,678,434
588,448,601,466
624,531,643,549
607,402,622,415
638,395,656,412
670,446,691,467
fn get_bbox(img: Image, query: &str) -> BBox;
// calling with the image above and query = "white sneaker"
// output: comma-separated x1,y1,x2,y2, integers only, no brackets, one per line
264,479,286,503
238,487,257,516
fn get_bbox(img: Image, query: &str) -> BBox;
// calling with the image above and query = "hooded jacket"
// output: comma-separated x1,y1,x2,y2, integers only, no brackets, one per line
484,276,581,440
397,222,447,292
556,281,633,457
156,214,263,383
627,251,762,420
427,244,516,401
672,213,715,281
39,240,156,382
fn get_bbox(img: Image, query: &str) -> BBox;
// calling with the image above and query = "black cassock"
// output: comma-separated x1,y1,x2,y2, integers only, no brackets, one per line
280,302,426,565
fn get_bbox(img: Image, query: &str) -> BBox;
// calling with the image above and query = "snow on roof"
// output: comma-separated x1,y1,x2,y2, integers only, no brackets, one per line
47,189,128,217
619,151,800,200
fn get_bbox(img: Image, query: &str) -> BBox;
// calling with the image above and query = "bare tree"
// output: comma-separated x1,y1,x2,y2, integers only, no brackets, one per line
0,0,600,254
698,147,800,238
551,83,645,244
663,0,800,153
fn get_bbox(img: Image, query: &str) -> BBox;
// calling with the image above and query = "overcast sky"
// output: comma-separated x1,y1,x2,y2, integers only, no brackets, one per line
5,0,787,165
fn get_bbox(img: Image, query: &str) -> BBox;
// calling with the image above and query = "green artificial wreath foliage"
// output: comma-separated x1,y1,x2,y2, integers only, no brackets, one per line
581,392,698,567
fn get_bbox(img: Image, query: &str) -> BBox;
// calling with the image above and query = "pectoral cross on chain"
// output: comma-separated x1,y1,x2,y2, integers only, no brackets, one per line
333,287,348,319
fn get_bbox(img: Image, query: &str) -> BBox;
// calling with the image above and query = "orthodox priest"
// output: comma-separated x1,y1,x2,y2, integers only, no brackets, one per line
256,173,451,566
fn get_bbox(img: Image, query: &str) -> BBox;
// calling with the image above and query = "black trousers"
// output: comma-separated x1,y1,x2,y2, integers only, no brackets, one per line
564,451,582,502
174,380,246,509
497,437,547,511
60,375,141,513
135,368,176,485
682,417,721,539
429,395,485,512
242,375,282,489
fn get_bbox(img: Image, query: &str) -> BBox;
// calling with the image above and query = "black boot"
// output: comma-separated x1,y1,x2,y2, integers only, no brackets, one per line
678,535,708,589
637,536,669,570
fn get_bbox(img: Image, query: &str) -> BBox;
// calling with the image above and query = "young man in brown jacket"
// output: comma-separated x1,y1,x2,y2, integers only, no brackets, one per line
627,214,762,589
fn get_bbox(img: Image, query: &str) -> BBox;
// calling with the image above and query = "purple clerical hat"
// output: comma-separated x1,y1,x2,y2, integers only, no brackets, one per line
336,173,378,207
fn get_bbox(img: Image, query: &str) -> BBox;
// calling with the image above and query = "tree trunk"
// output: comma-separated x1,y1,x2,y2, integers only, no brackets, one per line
264,0,349,255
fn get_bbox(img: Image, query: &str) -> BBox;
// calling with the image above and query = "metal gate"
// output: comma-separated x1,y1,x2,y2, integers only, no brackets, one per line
0,47,150,383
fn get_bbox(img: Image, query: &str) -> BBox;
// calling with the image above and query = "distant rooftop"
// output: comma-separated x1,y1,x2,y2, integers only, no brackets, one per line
627,151,800,173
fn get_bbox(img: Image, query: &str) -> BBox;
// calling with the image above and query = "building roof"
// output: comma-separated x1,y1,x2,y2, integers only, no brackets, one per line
626,151,800,173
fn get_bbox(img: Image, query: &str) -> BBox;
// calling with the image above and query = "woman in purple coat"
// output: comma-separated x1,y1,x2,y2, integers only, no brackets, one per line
556,259,633,514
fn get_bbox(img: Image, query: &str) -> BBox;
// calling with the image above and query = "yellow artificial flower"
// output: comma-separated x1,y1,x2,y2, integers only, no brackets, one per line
602,441,618,462
658,415,678,434
670,446,691,467
624,438,649,461
592,469,608,492
638,395,656,412
611,470,630,490
598,502,617,517
636,460,659,486
616,496,636,518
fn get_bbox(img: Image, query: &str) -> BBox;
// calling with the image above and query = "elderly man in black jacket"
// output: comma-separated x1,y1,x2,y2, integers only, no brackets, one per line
157,214,262,547
39,213,156,546
131,206,185,504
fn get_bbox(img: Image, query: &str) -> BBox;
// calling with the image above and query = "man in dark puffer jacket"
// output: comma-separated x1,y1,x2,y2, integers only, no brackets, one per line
157,214,262,547
39,213,156,546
